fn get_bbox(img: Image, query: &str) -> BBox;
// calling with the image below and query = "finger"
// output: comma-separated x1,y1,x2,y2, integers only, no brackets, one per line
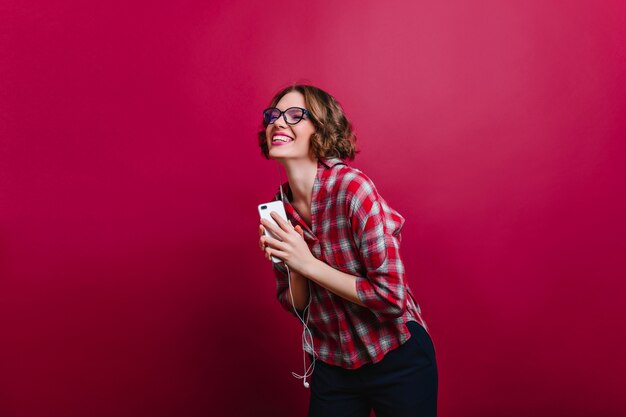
266,246,287,262
294,225,304,238
263,235,288,252
260,218,288,241
259,224,265,237
265,247,276,262
270,211,294,231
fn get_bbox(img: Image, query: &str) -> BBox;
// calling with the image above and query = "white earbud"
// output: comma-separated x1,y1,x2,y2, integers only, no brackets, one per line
303,380,310,389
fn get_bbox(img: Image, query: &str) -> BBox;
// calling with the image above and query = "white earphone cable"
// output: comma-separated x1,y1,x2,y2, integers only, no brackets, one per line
286,264,316,387
278,164,316,388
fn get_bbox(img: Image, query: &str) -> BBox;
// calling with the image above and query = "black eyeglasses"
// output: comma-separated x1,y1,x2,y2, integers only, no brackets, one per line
263,107,310,126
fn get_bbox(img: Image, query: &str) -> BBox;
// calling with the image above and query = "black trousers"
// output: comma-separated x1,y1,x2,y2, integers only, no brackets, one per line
308,321,438,417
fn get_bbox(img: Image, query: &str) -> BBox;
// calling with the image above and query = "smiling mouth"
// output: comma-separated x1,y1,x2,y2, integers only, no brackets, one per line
272,135,294,143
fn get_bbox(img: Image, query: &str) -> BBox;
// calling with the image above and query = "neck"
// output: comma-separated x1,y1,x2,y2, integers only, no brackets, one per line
278,156,318,207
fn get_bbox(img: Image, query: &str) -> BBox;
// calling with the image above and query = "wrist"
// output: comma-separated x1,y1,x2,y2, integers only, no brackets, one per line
300,256,320,280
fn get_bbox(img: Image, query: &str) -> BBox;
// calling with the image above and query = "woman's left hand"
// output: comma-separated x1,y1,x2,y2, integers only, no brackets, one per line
260,212,316,275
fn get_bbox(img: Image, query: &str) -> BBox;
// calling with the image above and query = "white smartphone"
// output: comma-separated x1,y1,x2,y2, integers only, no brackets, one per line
258,200,288,263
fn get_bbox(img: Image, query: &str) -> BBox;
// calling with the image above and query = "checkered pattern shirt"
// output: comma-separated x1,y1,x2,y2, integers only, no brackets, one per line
271,157,428,369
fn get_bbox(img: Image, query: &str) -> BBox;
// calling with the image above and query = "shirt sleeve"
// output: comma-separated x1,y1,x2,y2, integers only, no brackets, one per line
346,174,407,319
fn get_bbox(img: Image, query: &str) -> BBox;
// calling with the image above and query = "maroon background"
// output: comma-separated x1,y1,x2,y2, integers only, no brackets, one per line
1,1,625,416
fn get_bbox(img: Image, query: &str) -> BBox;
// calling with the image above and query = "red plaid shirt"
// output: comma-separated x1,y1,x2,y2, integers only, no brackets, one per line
271,157,428,369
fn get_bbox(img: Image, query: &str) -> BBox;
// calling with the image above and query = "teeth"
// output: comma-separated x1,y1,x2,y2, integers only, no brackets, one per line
273,136,293,142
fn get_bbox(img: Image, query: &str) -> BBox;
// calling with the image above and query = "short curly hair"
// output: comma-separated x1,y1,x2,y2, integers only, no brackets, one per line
257,84,358,161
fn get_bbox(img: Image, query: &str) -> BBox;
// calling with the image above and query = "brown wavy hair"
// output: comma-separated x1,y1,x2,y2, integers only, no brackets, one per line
257,84,358,161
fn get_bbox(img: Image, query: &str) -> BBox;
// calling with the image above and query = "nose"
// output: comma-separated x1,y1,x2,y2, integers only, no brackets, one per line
267,111,289,144
272,111,288,130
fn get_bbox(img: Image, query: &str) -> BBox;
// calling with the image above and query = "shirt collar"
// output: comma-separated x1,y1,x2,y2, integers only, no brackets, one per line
318,157,347,170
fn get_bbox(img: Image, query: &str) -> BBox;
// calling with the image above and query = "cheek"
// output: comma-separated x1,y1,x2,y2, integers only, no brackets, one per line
295,127,315,145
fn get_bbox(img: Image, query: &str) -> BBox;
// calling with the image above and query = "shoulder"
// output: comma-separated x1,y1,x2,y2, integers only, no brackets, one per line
342,167,376,199
326,164,379,212
321,160,375,192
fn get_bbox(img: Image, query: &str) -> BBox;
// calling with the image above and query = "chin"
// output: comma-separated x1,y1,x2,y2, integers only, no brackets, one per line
268,147,308,161
268,150,287,160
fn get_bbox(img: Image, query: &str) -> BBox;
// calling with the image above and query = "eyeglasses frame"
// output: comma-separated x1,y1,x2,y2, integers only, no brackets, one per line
263,106,310,126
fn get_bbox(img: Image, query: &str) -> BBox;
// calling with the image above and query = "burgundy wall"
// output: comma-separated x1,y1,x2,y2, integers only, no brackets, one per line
1,1,625,416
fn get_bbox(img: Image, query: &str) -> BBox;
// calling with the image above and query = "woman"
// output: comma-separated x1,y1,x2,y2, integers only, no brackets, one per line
257,84,437,417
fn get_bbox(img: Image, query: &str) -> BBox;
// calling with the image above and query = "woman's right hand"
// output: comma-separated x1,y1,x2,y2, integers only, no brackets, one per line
259,223,305,262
